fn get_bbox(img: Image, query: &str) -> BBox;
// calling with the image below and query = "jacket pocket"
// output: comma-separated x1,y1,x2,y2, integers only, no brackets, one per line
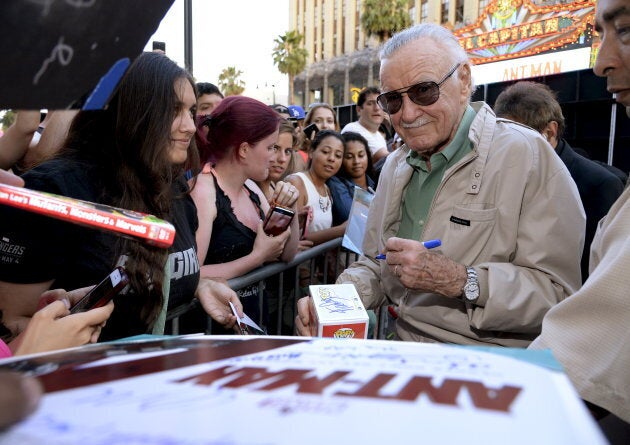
442,205,497,265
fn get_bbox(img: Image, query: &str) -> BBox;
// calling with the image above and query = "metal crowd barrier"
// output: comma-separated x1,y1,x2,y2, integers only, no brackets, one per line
167,237,360,335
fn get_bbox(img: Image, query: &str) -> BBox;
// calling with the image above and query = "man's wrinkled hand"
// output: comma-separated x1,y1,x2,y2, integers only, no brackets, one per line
384,237,467,297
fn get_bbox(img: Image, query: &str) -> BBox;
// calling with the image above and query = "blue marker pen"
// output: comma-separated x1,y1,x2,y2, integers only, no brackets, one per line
375,239,441,260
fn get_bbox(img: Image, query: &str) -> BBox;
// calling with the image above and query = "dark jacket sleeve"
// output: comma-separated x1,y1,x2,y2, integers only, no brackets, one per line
327,176,354,226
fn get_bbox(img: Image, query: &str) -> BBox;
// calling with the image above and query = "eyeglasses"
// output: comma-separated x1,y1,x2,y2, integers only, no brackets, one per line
376,63,461,114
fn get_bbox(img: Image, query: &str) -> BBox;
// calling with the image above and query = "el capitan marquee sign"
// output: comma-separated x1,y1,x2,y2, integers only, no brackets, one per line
454,0,596,84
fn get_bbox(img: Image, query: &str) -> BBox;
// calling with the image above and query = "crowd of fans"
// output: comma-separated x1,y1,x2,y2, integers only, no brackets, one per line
0,9,628,437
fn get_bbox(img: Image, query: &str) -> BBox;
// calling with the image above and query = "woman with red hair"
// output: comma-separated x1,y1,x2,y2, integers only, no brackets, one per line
192,96,300,327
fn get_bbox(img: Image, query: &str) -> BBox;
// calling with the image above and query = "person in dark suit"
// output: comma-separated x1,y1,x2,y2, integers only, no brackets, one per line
572,145,628,186
494,81,625,282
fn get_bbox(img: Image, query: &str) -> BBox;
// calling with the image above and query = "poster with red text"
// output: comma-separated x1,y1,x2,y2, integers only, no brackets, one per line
0,336,606,444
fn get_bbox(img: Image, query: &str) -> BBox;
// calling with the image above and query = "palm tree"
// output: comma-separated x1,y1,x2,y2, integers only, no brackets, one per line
218,66,245,96
360,0,412,85
272,30,308,104
361,0,412,41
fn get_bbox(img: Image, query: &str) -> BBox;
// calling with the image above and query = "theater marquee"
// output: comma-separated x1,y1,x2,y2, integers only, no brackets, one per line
454,0,597,84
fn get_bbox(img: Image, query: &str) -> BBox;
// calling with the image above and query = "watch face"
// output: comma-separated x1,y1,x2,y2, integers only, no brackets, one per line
464,282,479,301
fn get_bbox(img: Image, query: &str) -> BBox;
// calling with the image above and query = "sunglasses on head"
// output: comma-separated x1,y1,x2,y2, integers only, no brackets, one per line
376,63,461,114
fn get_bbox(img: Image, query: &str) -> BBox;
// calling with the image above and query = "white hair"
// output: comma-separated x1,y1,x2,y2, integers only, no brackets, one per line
379,23,476,96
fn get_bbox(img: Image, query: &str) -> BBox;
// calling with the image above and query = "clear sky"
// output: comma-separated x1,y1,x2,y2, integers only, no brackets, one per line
144,0,290,104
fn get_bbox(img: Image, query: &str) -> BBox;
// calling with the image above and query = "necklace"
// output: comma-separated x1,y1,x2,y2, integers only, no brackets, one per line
319,192,331,212
307,171,331,213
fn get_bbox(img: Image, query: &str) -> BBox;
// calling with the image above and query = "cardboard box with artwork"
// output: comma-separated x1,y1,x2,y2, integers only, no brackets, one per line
309,283,369,339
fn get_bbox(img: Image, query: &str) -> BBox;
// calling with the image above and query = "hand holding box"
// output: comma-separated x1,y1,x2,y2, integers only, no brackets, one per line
309,284,369,339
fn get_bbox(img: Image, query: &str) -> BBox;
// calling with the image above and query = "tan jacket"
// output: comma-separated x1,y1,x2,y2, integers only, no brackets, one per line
339,102,585,347
530,187,630,422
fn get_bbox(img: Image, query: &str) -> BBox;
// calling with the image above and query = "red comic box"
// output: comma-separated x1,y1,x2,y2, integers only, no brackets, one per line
0,184,175,248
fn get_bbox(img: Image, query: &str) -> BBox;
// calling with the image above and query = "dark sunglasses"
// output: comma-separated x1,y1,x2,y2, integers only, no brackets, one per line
376,63,461,114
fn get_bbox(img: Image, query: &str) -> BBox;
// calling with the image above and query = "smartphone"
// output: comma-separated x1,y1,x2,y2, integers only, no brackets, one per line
297,205,312,239
303,123,319,140
70,267,129,314
263,205,295,237
152,40,166,53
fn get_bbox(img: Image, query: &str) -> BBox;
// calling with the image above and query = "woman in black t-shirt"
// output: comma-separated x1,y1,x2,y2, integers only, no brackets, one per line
0,52,242,340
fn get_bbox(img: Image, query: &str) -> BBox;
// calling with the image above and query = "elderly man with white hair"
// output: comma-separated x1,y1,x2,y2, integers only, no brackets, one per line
297,23,585,347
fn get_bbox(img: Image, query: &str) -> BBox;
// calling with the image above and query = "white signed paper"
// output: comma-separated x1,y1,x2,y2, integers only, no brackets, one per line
0,337,606,445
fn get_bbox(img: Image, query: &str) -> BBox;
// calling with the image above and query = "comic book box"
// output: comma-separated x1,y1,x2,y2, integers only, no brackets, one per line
309,283,369,339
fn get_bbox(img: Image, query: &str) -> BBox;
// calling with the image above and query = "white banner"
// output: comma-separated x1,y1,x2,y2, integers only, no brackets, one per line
471,47,592,85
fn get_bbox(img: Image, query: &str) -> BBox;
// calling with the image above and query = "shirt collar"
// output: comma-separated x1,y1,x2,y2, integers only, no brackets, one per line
406,105,476,170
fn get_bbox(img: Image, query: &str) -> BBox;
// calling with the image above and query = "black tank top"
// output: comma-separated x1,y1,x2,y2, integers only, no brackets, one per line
204,174,267,331
204,174,265,265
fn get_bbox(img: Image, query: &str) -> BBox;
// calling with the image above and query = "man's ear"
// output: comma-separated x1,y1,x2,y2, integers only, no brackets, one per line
459,63,473,101
543,120,559,144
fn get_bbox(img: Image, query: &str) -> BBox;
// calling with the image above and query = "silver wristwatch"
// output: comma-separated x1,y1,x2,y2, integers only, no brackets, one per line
462,266,480,303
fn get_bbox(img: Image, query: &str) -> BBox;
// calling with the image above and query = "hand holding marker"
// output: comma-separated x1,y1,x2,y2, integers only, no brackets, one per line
375,239,442,260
